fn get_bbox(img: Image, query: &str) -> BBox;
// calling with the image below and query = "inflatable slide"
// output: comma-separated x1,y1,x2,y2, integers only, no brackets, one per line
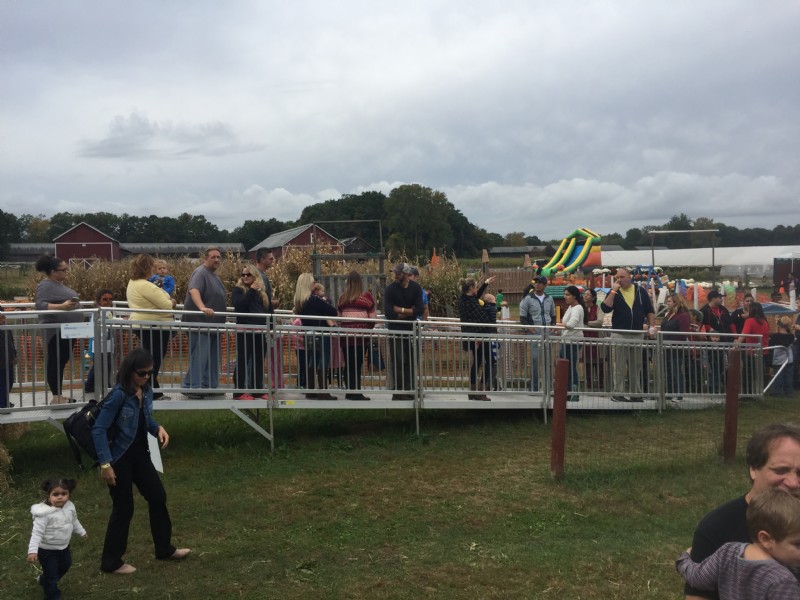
540,228,602,277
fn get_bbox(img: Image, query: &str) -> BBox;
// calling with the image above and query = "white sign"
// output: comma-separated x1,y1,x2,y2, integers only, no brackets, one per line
60,321,94,339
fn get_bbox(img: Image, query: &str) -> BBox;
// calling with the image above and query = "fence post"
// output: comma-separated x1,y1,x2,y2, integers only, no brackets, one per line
722,348,741,464
551,358,569,479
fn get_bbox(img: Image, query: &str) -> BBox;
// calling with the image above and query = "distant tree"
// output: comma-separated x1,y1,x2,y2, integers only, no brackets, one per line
691,217,721,248
0,210,22,258
623,227,646,250
176,213,222,242
117,214,148,242
601,232,625,246
384,184,454,256
231,218,289,251
485,231,505,248
19,214,51,242
658,213,693,248
299,191,387,248
447,208,486,257
83,212,123,239
47,212,81,239
504,232,526,246
524,235,543,246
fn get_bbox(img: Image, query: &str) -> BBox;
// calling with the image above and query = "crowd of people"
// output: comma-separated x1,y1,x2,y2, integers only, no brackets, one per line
6,254,799,409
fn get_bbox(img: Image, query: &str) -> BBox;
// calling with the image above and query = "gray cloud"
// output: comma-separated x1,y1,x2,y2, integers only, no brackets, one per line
79,113,264,159
1,0,798,240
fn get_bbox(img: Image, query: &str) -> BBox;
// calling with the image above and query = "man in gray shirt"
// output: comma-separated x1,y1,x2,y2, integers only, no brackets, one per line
519,276,556,392
183,247,227,396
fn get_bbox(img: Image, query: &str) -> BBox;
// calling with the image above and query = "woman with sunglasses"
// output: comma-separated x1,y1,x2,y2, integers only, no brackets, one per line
230,267,269,400
34,255,83,404
92,348,190,574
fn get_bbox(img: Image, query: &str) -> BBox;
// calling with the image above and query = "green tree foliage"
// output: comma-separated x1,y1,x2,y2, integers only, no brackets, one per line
4,202,799,261
447,208,489,257
0,211,23,259
504,232,526,246
298,191,387,249
623,227,647,249
231,218,291,251
525,234,543,246
384,184,454,259
19,214,51,242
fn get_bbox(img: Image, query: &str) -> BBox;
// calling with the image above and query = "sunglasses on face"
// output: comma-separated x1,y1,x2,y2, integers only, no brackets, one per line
242,273,253,277
135,369,154,377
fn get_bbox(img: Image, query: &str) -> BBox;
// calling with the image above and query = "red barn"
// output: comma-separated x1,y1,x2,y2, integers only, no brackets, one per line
249,224,342,260
54,222,121,263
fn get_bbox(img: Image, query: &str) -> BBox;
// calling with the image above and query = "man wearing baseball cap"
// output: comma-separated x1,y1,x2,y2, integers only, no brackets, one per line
384,263,425,400
519,275,556,392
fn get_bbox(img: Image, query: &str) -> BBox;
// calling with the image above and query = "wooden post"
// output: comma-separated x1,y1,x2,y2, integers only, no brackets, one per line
551,358,569,479
723,348,741,464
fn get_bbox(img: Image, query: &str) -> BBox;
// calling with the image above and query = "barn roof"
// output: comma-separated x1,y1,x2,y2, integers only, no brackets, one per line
53,221,118,242
250,224,339,252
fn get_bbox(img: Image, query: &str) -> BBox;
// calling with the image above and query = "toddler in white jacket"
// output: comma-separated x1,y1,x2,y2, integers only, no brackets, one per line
27,478,87,599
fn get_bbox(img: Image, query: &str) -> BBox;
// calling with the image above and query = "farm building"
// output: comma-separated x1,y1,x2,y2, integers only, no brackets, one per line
249,224,342,260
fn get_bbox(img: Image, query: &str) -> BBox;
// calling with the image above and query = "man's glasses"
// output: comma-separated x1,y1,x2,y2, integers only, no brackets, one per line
135,369,154,377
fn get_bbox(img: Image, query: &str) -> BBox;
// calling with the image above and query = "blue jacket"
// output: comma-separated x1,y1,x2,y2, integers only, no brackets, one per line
600,285,655,331
92,383,160,465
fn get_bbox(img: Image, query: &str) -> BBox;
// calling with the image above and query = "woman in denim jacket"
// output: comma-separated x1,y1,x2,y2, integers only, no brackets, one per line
92,348,190,574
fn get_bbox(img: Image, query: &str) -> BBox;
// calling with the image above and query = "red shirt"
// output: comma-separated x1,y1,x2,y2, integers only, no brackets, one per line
741,318,770,354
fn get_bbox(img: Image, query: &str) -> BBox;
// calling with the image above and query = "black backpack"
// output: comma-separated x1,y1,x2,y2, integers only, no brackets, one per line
63,393,121,470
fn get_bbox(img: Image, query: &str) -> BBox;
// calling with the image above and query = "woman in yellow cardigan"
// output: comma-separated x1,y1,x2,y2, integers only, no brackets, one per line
126,254,177,399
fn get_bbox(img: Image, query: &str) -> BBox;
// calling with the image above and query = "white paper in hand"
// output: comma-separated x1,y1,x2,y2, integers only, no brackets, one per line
148,433,164,473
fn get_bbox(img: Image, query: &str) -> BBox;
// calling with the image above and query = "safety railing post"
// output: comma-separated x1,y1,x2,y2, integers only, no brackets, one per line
414,321,421,436
551,358,569,480
722,348,741,464
654,334,665,412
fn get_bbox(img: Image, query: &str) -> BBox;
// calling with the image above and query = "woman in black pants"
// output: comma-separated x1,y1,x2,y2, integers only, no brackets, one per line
92,348,190,574
458,275,496,400
34,255,83,404
231,266,269,399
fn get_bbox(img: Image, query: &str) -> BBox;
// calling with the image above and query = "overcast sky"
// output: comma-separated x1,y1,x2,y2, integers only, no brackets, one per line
1,1,798,241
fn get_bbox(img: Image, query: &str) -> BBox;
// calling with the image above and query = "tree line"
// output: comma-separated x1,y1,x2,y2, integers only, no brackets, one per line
2,188,798,261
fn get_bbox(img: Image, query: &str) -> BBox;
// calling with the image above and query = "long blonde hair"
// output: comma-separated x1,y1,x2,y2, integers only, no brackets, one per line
293,273,315,313
235,267,269,307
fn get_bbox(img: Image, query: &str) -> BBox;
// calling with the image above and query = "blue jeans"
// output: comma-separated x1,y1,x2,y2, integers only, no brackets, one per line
183,330,220,389
770,364,794,396
38,547,71,600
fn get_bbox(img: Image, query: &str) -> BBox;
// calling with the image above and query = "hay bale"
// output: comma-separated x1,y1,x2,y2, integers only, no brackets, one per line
0,423,28,492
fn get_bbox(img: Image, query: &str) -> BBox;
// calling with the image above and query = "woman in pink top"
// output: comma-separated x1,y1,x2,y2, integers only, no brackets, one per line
337,271,377,400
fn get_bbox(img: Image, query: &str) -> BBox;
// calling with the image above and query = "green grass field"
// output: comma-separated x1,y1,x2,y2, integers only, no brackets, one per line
1,399,798,599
